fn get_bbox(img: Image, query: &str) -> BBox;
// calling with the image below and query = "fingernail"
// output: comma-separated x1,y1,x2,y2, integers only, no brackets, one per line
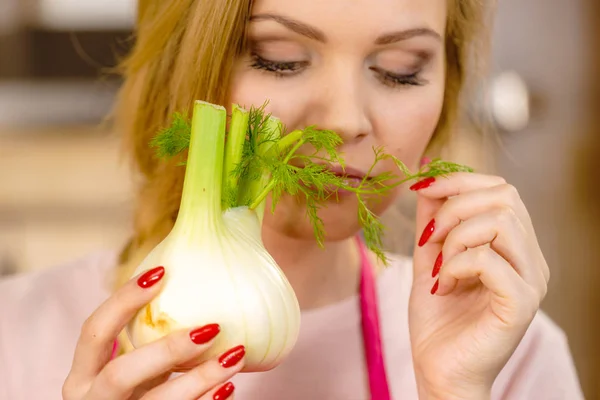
410,177,435,191
418,219,435,247
213,382,235,400
137,266,165,288
432,252,443,278
431,279,439,295
190,324,220,344
219,345,245,368
420,157,432,167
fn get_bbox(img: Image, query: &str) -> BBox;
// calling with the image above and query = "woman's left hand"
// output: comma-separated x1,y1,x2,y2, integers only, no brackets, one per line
407,172,549,400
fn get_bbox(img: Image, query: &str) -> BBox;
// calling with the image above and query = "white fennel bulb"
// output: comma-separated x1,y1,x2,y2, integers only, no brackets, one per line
127,205,300,372
126,101,302,372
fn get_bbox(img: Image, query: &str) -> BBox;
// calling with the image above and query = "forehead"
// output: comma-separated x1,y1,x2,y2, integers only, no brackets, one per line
251,0,448,39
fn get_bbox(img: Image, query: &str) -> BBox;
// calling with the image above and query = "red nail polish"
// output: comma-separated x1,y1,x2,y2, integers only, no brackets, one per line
137,266,165,288
219,345,245,368
213,382,235,400
432,252,443,278
431,279,439,295
410,177,435,191
190,324,220,344
418,219,435,247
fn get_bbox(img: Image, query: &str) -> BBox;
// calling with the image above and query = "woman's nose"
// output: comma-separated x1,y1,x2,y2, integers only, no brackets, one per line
309,66,372,144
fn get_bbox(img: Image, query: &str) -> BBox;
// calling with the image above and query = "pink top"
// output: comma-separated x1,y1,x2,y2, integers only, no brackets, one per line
0,250,584,399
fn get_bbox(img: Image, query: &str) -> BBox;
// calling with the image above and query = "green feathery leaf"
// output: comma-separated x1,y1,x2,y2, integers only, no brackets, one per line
150,103,475,266
150,112,191,159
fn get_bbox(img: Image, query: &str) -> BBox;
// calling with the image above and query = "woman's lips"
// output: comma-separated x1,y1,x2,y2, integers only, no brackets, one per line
322,165,370,198
324,165,367,180
333,178,363,197
292,162,374,199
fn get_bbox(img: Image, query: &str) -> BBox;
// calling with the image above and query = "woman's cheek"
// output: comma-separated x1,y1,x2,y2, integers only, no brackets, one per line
384,117,442,172
230,71,304,123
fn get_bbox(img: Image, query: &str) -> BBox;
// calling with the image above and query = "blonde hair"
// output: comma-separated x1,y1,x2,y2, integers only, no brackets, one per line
112,0,493,288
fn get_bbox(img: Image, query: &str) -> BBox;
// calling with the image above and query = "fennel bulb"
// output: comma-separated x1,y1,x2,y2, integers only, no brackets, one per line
126,102,300,372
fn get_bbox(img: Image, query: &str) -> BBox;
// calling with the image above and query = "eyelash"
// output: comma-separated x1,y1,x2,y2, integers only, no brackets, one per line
250,53,306,77
370,67,426,88
249,53,426,88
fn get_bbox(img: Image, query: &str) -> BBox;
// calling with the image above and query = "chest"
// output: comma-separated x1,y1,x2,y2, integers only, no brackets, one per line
226,321,416,400
232,324,369,400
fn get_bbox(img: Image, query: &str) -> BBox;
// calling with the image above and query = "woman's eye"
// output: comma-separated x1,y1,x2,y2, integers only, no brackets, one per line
249,53,308,77
370,66,427,88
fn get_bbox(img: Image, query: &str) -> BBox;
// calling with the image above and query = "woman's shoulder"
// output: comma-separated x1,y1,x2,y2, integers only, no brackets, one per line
0,250,117,399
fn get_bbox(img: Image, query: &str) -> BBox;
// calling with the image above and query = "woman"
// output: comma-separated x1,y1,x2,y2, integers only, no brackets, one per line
0,0,584,399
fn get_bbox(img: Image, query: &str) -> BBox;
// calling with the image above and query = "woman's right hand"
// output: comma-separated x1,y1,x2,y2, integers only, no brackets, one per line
62,266,243,400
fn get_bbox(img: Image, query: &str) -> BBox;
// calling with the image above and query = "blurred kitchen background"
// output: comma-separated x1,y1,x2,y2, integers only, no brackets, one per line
1,0,599,397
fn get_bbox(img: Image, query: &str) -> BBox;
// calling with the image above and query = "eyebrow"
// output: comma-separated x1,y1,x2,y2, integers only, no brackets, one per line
375,27,441,45
250,14,326,42
249,13,442,44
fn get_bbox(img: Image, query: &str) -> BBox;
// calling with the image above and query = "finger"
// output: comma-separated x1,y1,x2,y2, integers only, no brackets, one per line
413,190,445,277
435,246,541,323
411,172,505,278
86,324,223,400
68,266,166,382
140,346,245,400
413,176,549,283
423,183,533,244
409,172,507,198
200,382,236,400
437,207,547,296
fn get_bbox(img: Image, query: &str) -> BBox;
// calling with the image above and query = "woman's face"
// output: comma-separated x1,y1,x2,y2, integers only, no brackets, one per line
230,0,447,242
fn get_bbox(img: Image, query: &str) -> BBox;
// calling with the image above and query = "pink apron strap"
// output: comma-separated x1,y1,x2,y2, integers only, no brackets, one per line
357,237,392,400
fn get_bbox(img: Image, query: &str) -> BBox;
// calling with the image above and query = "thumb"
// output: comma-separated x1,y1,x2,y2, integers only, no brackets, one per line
413,191,444,279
